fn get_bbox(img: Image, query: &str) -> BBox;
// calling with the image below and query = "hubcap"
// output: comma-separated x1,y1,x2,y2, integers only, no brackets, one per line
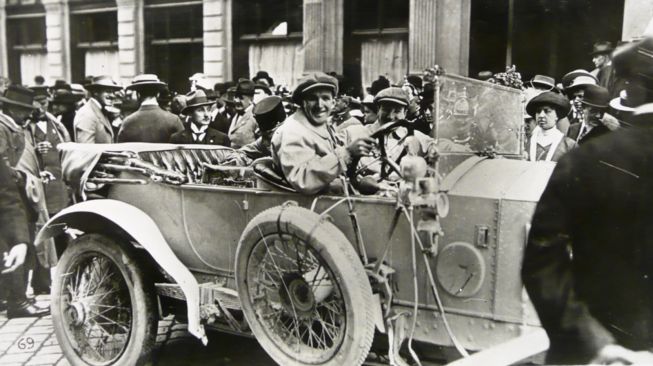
280,274,315,318
68,302,86,326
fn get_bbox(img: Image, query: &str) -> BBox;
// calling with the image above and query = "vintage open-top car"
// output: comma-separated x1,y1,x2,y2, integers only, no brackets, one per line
36,75,553,366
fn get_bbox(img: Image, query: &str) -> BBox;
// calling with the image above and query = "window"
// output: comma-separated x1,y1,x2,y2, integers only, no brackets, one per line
235,0,303,39
6,16,47,84
350,0,409,34
144,3,204,93
70,11,119,82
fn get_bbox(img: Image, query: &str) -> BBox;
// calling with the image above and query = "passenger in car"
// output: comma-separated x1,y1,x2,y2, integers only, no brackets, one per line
226,95,286,166
271,72,374,194
170,90,230,146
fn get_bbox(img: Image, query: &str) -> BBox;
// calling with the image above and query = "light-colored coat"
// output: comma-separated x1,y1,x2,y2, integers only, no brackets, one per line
74,99,114,143
272,110,358,194
228,108,258,149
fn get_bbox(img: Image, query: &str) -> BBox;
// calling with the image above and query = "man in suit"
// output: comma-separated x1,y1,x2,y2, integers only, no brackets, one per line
522,36,653,364
50,81,82,141
0,85,49,318
74,75,122,143
566,84,615,145
117,74,184,143
210,85,235,134
590,41,616,95
524,91,576,162
228,79,258,148
170,90,229,146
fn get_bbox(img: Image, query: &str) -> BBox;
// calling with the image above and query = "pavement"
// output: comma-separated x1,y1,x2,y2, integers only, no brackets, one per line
0,294,277,366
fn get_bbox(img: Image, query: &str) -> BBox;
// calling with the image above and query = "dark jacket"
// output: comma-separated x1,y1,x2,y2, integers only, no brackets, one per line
210,109,232,134
117,104,184,143
523,127,653,364
170,124,230,146
567,123,611,145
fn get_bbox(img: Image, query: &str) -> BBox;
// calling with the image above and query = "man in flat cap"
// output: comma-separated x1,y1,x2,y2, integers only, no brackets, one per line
523,36,653,364
118,74,184,143
228,79,258,148
524,91,576,162
170,90,229,146
271,72,374,194
74,75,122,143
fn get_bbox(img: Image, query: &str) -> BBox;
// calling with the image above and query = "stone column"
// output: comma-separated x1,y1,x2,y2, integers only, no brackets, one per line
203,0,231,84
117,0,144,85
0,0,7,78
303,0,343,74
42,0,71,81
622,0,653,40
435,0,471,76
408,0,437,74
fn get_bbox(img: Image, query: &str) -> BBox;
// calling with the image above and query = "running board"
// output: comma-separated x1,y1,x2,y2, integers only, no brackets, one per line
156,282,242,310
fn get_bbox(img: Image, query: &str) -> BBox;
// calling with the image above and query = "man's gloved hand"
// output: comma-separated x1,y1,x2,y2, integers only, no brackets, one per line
35,141,52,155
2,243,28,274
346,137,375,158
591,344,653,365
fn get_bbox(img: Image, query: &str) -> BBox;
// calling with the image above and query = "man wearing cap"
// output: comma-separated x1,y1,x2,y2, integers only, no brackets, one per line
170,90,229,146
228,79,258,148
0,85,50,318
522,36,653,365
361,94,378,125
271,72,375,194
332,96,363,133
566,85,614,144
117,74,184,143
74,75,122,143
362,87,438,178
590,41,615,92
525,91,576,162
226,96,286,166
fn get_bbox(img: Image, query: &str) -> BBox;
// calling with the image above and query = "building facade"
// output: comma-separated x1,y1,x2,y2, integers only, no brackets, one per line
1,0,652,94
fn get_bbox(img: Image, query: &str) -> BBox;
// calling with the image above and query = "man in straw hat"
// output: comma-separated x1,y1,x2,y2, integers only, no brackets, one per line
271,72,374,194
74,75,122,143
0,85,50,318
524,91,576,162
118,74,184,143
523,35,653,365
170,89,229,146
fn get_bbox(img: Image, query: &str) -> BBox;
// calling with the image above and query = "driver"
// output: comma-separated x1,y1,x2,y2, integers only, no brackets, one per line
271,73,374,194
362,87,438,179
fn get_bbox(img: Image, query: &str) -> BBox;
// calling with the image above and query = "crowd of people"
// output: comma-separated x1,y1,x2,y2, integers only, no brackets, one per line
2,32,653,364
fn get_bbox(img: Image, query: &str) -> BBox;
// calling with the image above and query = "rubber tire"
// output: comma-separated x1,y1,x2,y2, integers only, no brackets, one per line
236,205,376,366
52,234,158,366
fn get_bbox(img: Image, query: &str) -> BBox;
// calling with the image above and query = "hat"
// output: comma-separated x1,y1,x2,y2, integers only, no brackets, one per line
526,91,570,119
291,72,339,104
253,96,286,131
221,86,237,105
51,89,81,104
0,85,36,110
610,90,637,112
70,83,86,97
362,94,375,106
612,36,653,85
85,75,122,92
52,79,71,91
590,41,614,56
581,85,610,108
369,76,390,96
565,76,598,94
181,89,214,114
529,75,556,91
561,69,598,89
374,87,409,106
188,73,206,82
253,71,274,87
254,83,272,95
29,85,50,98
406,74,423,90
126,74,167,91
235,78,256,97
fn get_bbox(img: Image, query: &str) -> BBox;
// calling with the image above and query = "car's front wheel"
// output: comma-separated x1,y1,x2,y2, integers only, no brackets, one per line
52,234,157,366
236,205,376,366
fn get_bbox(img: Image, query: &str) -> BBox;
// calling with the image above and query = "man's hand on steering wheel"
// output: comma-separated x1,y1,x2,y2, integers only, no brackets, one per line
346,137,375,158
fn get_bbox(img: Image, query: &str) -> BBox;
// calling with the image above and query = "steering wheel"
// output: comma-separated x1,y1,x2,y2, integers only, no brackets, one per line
348,119,414,194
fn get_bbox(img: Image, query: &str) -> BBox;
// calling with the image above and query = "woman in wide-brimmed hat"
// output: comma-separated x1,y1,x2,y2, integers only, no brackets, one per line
525,91,576,162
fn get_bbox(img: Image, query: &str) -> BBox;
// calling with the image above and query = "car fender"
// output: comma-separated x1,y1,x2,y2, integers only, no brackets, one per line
35,199,208,344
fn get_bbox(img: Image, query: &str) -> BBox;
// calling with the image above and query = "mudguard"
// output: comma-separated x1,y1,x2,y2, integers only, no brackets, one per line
35,199,207,344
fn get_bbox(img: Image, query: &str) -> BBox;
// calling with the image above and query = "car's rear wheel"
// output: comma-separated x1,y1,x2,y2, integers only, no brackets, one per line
52,234,157,366
236,205,375,366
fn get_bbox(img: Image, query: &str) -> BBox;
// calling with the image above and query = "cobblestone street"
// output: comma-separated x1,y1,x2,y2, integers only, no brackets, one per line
0,295,277,366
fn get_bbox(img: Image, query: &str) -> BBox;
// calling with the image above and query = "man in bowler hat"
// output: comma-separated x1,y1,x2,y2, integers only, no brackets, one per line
118,74,184,143
228,79,258,148
523,36,653,364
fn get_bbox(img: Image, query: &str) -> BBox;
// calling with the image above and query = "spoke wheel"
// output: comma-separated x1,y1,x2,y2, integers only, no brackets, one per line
52,234,157,366
237,206,375,366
